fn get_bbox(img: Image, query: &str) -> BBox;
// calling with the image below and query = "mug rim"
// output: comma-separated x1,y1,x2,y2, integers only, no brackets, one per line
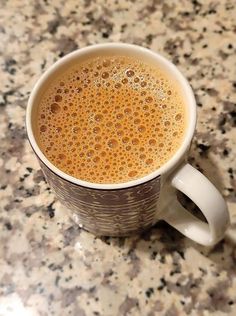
26,42,196,190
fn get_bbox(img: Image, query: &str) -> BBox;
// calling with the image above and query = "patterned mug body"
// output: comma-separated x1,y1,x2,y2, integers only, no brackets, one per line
40,161,161,236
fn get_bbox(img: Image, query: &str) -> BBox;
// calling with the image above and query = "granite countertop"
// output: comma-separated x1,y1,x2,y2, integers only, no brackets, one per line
0,0,236,315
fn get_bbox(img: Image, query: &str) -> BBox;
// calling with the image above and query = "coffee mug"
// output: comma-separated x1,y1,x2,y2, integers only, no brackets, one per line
26,43,230,246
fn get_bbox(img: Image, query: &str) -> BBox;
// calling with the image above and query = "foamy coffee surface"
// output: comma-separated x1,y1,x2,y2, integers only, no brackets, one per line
36,56,186,183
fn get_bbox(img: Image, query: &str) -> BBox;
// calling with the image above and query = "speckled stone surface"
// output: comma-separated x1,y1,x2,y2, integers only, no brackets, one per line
0,0,236,315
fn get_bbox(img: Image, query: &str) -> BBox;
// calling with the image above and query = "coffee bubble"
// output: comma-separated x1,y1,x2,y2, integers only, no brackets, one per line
103,59,111,67
128,170,137,177
126,69,135,77
50,103,61,114
72,126,80,133
108,139,118,148
175,113,182,121
93,127,101,134
146,158,153,165
115,83,122,89
124,107,131,115
102,72,109,79
149,139,156,146
87,150,94,157
115,123,122,129
122,137,129,144
134,118,141,125
55,126,62,133
40,125,47,132
58,153,66,160
116,113,123,120
145,96,153,103
94,114,103,122
138,125,146,133
55,95,62,102
132,138,139,145
93,156,100,163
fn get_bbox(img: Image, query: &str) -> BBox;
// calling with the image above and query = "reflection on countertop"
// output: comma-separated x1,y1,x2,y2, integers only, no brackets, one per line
0,0,236,315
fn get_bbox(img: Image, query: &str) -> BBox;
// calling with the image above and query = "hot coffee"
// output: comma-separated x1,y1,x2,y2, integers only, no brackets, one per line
36,55,186,183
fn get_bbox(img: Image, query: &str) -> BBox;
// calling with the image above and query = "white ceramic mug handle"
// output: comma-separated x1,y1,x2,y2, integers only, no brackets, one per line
163,164,230,246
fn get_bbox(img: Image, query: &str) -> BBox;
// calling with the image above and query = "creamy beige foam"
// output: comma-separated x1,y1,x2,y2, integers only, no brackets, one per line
36,55,186,183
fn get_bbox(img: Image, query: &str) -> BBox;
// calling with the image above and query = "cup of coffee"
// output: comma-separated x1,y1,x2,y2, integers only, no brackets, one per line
26,43,230,246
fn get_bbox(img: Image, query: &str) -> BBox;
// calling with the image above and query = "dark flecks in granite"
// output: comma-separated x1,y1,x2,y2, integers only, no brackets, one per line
102,32,109,39
4,222,13,230
47,202,55,218
19,173,30,182
104,269,114,278
150,250,157,260
197,143,211,156
169,267,181,276
41,59,47,70
145,34,153,45
0,90,15,107
48,263,63,272
4,58,17,75
157,277,167,291
206,88,218,97
63,225,81,246
145,287,154,298
223,149,229,156
57,37,79,58
55,275,60,287
47,19,60,35
120,23,127,33
228,167,234,179
229,111,236,127
199,267,207,275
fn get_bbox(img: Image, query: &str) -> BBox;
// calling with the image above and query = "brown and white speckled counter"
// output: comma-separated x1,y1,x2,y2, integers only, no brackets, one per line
0,0,236,315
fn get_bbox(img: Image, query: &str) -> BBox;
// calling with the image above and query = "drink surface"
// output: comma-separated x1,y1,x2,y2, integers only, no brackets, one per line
36,55,186,183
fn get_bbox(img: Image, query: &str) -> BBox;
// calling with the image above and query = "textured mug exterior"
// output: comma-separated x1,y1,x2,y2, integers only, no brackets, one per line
39,160,161,236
